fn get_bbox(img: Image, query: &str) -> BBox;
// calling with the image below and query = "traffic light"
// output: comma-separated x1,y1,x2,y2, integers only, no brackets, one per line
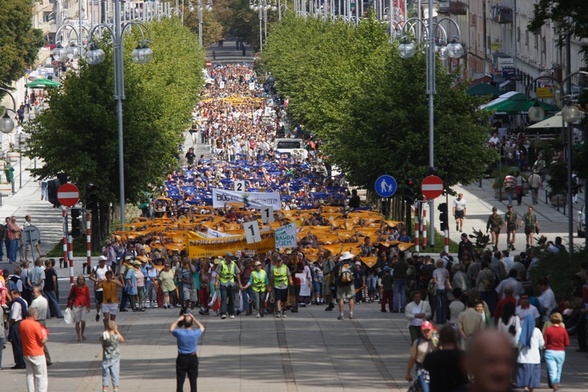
404,178,415,204
86,184,98,210
47,178,61,207
71,208,81,237
438,202,449,231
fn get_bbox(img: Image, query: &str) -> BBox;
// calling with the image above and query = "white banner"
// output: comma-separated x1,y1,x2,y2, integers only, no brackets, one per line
205,229,236,238
212,188,282,209
274,223,297,250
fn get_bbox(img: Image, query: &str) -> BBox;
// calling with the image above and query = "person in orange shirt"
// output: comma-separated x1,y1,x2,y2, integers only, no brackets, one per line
20,307,48,392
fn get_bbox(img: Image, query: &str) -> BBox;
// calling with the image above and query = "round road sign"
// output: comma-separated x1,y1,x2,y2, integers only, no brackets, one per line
374,175,397,198
421,175,444,199
57,183,80,207
206,60,212,68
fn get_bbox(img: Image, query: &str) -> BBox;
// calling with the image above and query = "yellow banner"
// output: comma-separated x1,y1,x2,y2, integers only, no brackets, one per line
186,231,275,258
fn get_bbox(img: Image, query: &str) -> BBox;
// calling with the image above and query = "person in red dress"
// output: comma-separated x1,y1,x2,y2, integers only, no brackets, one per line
67,275,92,341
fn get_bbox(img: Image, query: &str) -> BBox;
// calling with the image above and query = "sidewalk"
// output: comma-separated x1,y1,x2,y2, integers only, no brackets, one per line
0,153,63,269
427,177,583,253
2,301,588,391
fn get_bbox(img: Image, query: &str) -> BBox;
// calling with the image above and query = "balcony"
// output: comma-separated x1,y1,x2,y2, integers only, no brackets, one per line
491,6,513,24
438,1,468,15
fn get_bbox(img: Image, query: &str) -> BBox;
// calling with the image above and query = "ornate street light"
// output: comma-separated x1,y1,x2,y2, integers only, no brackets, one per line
527,100,545,123
396,0,464,250
85,3,154,228
0,88,17,134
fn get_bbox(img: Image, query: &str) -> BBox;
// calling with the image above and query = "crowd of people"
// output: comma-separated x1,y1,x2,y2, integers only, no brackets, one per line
2,63,586,392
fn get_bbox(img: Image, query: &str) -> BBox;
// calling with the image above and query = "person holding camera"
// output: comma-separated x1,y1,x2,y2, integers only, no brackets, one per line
170,313,205,392
97,270,124,330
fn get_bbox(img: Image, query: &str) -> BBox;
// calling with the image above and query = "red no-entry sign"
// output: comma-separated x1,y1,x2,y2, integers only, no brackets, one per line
421,175,444,199
206,60,212,68
57,183,80,207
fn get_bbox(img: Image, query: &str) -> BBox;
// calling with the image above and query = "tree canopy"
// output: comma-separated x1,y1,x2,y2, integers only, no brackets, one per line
0,0,44,87
26,18,203,241
262,16,496,191
528,0,588,63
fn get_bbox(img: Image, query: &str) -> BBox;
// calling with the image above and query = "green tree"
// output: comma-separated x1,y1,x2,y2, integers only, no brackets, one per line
0,0,44,87
528,0,588,63
263,16,496,191
25,18,203,247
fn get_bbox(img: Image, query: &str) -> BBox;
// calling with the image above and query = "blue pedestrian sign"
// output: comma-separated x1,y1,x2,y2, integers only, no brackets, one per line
375,175,397,198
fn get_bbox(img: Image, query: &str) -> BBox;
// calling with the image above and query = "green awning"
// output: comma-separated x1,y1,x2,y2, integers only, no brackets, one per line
26,78,61,89
466,83,501,97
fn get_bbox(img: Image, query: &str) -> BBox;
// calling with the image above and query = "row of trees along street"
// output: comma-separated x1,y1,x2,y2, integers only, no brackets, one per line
261,16,497,200
25,18,205,250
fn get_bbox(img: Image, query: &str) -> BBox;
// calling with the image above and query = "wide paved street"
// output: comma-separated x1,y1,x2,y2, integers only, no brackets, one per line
2,301,588,391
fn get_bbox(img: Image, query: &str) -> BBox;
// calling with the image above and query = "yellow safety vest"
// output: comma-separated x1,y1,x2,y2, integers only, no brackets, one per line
273,265,288,287
252,270,267,293
219,261,236,284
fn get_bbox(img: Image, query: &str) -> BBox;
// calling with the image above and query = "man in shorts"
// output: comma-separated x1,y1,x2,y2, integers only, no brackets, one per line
270,257,292,318
453,193,466,232
522,206,540,249
97,270,124,330
486,207,504,252
333,251,356,320
180,259,197,314
504,205,519,251
90,256,111,322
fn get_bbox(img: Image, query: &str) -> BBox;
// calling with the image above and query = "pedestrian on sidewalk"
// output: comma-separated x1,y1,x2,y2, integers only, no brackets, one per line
527,170,542,205
23,215,43,261
423,326,468,392
9,289,27,369
532,154,546,181
504,205,519,250
333,251,356,320
100,320,125,392
6,216,21,263
170,313,205,392
503,172,516,206
543,312,569,392
452,194,466,232
522,207,540,250
97,270,124,330
486,207,504,252
515,171,525,205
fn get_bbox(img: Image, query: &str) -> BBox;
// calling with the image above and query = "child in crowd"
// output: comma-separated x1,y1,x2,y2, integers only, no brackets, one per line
100,320,125,392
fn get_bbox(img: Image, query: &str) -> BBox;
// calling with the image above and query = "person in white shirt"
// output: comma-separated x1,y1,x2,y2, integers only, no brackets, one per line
537,279,558,323
515,293,540,323
404,291,432,344
89,256,112,322
514,314,545,392
453,194,466,232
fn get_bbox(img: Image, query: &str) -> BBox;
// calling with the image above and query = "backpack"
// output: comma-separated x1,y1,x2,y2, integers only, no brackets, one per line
339,263,353,285
9,276,20,292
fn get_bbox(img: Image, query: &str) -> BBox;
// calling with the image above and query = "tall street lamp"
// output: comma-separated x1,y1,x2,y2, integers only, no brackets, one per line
85,0,154,227
0,88,17,194
397,0,463,247
250,0,276,51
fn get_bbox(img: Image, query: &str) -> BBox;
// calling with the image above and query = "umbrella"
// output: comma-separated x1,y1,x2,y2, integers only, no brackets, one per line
527,112,564,129
479,91,522,110
26,78,61,89
484,93,560,115
466,83,501,97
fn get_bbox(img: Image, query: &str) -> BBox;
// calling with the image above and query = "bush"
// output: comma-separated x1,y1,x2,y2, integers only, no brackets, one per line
529,249,584,301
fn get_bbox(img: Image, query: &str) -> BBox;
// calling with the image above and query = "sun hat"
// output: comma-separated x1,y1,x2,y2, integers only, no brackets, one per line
339,251,354,261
